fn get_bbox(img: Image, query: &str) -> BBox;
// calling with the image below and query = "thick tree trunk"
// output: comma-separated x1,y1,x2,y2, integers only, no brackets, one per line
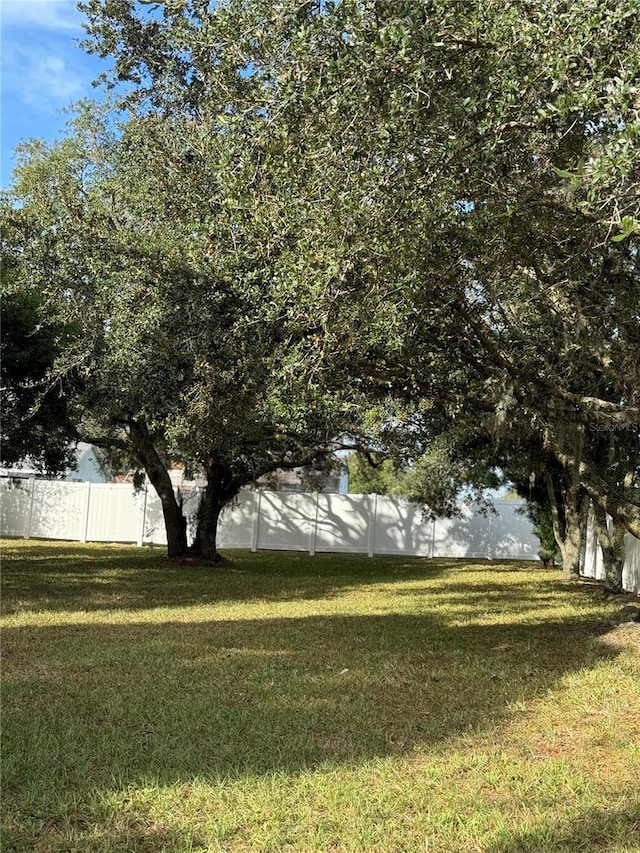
544,469,588,581
127,419,188,558
583,475,640,540
556,515,583,581
543,425,594,581
190,460,240,563
546,435,640,539
191,486,224,562
593,503,627,594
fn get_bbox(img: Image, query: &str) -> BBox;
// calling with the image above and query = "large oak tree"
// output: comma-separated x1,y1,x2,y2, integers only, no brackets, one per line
6,0,639,568
4,102,361,560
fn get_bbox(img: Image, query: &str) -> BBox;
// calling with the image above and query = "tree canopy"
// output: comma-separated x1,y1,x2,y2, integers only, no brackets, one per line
4,101,364,559
3,0,639,570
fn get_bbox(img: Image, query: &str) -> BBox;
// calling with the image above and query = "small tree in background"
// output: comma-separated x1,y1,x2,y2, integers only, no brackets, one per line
0,252,78,476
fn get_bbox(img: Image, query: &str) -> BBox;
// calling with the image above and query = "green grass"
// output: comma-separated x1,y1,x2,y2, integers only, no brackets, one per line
1,539,639,852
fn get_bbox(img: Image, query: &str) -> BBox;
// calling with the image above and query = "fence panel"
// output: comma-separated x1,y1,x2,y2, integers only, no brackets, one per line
582,511,604,581
431,502,540,560
367,495,433,557
256,492,316,551
217,491,255,549
29,480,88,541
488,501,541,560
432,504,489,559
86,483,142,543
623,534,640,593
581,510,640,594
0,479,32,537
139,489,166,546
314,493,372,554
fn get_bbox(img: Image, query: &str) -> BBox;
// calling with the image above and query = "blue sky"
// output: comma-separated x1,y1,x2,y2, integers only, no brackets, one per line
1,0,109,187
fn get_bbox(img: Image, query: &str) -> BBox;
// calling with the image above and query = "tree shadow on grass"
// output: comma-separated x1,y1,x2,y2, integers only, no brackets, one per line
0,540,492,614
486,800,640,852
3,606,630,851
1,817,206,853
3,611,620,781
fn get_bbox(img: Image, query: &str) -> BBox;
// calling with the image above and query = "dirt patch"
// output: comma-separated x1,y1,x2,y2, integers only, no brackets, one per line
599,621,640,651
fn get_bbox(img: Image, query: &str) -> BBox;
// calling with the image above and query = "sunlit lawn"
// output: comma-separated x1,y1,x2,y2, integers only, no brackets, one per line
1,539,639,852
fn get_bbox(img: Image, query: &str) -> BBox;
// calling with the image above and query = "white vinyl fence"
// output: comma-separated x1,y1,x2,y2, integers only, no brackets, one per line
581,509,640,594
3,477,637,590
1,477,541,561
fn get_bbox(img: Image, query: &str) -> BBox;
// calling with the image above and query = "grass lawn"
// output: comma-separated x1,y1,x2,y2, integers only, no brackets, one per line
1,540,639,852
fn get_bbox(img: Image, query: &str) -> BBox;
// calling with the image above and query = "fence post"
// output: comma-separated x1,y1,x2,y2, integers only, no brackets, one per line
137,484,148,547
309,492,320,556
81,481,92,543
25,476,36,539
251,490,262,552
368,493,377,557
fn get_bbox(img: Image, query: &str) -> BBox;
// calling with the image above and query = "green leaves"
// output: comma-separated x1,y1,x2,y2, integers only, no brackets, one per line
611,216,640,243
0,258,79,474
5,0,639,537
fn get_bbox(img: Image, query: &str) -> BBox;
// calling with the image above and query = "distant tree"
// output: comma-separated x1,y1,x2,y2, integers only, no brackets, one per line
347,453,405,496
349,418,504,515
370,403,600,579
0,254,77,475
510,464,568,569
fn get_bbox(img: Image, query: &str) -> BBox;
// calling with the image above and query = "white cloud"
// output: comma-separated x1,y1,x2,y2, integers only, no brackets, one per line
2,36,88,113
0,0,98,116
28,53,86,104
0,0,83,34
